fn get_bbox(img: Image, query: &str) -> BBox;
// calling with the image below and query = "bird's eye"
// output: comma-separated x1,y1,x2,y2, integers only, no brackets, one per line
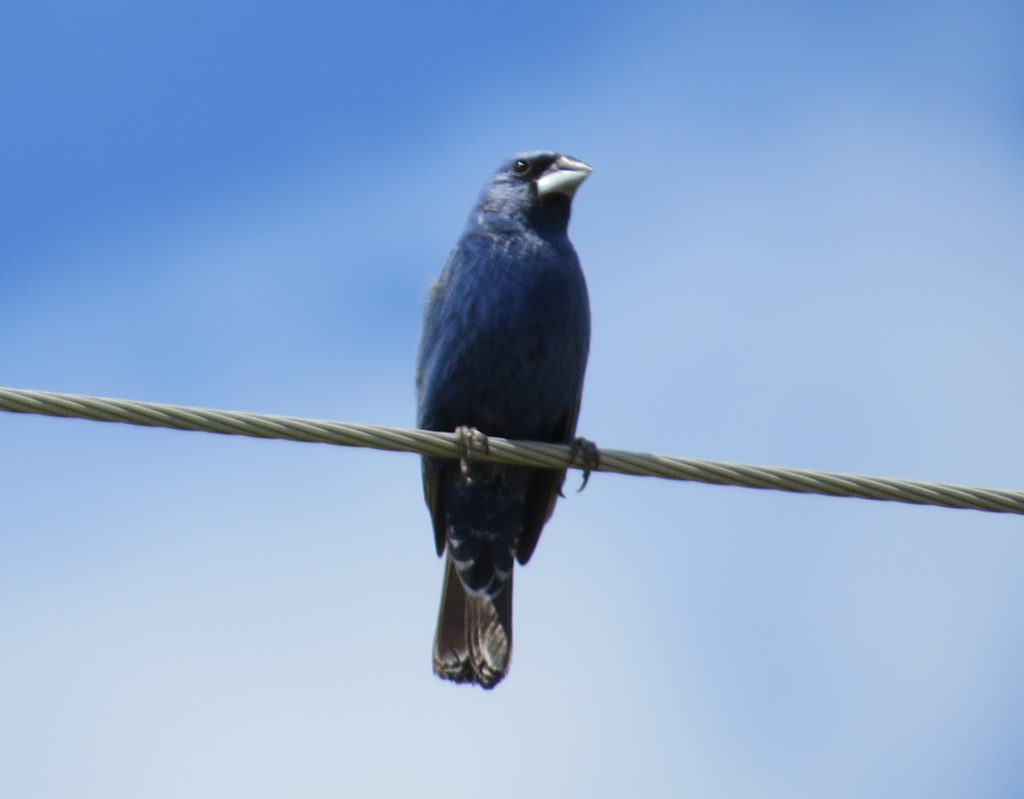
512,159,530,176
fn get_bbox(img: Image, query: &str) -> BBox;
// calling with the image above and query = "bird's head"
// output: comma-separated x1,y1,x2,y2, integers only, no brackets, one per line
476,152,592,234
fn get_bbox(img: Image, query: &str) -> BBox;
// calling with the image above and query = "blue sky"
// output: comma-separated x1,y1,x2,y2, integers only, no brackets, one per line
2,1,1023,796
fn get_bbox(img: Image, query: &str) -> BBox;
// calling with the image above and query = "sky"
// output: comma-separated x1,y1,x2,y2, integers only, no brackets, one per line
2,1,1024,796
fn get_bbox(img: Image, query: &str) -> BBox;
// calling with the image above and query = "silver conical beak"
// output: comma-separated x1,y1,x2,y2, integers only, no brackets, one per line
536,155,593,198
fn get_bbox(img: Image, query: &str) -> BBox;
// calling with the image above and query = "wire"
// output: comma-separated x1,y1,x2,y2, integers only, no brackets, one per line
1,385,1022,516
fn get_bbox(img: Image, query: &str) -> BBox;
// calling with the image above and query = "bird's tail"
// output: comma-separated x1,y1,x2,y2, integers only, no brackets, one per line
433,555,512,689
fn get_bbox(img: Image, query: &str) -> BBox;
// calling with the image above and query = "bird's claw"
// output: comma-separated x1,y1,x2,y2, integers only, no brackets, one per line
454,425,490,476
568,436,599,493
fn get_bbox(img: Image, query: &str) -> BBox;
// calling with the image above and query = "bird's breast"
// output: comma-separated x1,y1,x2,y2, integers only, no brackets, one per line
419,230,589,438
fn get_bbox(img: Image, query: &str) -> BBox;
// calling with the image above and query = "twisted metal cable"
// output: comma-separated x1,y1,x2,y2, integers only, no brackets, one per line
1,385,1022,516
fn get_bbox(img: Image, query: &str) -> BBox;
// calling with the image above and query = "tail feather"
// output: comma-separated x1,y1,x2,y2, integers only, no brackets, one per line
433,556,512,689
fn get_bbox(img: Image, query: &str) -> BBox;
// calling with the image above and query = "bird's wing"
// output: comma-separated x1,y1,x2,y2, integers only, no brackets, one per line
422,456,448,556
418,249,459,558
515,389,582,565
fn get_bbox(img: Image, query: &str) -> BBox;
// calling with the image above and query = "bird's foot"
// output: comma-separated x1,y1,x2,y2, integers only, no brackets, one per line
568,436,600,493
454,425,490,477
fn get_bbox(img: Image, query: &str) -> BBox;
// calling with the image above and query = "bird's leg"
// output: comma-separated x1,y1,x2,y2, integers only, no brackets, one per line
454,425,490,478
568,437,600,493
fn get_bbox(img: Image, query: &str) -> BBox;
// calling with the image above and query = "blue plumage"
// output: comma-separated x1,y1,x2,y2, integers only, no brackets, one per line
416,152,592,687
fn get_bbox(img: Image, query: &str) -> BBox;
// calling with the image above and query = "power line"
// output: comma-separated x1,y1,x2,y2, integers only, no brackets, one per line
1,385,1022,516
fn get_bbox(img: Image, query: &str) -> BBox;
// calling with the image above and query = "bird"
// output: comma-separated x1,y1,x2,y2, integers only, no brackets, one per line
415,152,592,688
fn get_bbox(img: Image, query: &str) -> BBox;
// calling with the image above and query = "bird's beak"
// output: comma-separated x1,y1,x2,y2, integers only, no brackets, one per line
536,155,592,198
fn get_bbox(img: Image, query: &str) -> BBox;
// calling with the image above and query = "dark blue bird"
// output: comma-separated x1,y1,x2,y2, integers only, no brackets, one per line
416,152,592,688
